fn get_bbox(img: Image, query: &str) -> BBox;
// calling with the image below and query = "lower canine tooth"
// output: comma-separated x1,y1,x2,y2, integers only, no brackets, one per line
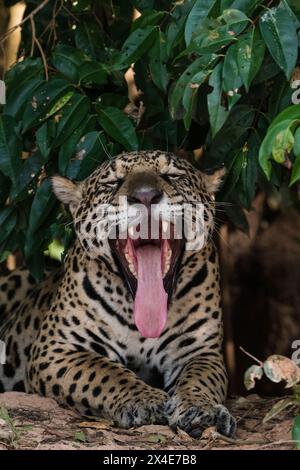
162,221,168,233
129,264,136,275
163,262,170,276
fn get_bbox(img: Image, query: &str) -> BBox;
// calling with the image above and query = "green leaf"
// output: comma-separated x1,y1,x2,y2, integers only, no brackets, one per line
293,126,300,157
149,31,169,92
0,171,11,205
45,91,74,120
25,237,46,282
237,135,259,209
130,0,154,12
259,2,298,79
208,63,229,137
268,75,294,121
22,79,73,133
4,78,43,119
222,8,249,33
74,431,86,443
113,26,158,70
252,52,281,84
182,69,210,129
292,415,300,449
66,131,107,180
187,25,236,55
5,57,43,90
75,22,104,61
0,207,17,245
78,61,108,87
258,104,300,178
0,115,22,186
131,10,165,31
287,0,300,15
36,123,50,159
97,106,138,151
259,106,300,178
259,120,292,178
58,115,97,175
169,55,216,120
10,151,48,202
53,94,90,148
221,148,245,198
28,179,56,235
237,27,266,91
271,127,294,163
222,42,242,108
270,104,300,129
290,155,300,186
184,0,217,46
207,105,254,167
96,94,128,110
221,0,260,14
51,44,87,83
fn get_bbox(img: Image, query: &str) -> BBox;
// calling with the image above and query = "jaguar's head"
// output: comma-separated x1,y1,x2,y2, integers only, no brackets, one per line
52,151,223,338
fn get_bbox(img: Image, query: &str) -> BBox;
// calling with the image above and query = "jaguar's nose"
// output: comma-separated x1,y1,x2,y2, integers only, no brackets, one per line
127,188,163,206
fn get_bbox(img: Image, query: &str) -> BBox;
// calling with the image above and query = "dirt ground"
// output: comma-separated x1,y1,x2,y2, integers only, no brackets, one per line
0,392,297,450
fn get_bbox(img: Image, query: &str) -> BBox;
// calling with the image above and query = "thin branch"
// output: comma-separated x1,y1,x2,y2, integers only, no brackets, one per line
0,42,6,80
30,16,36,57
257,439,300,449
239,346,263,366
34,38,48,81
0,0,51,44
210,431,267,446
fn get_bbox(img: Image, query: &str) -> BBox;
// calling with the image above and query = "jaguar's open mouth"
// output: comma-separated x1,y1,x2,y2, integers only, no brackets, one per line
109,221,185,338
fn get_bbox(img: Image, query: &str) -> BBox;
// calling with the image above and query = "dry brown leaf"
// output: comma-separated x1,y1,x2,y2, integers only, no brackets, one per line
201,426,217,439
176,427,194,442
263,398,295,423
263,355,300,388
145,433,168,443
244,365,263,390
79,419,111,430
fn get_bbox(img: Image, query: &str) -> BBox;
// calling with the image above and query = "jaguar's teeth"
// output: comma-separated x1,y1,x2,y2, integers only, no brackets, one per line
128,263,136,276
128,226,135,238
125,253,136,276
163,247,172,276
162,220,169,233
163,261,170,276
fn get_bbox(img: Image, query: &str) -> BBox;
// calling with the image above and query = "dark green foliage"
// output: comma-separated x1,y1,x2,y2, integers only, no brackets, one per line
0,0,300,278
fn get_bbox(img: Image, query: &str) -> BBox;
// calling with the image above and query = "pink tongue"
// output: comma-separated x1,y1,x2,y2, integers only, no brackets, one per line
134,245,168,338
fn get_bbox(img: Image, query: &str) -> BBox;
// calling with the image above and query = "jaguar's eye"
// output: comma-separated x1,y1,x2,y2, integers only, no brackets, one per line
161,174,182,182
168,174,182,179
102,179,123,189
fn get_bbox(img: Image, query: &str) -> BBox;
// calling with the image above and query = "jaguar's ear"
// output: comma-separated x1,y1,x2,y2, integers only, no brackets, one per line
205,167,226,194
51,176,83,208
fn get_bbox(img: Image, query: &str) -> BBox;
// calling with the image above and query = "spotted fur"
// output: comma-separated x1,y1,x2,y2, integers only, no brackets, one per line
0,151,235,437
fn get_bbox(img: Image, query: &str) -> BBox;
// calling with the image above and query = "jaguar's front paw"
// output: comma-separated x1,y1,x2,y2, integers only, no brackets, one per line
167,397,236,438
113,389,169,428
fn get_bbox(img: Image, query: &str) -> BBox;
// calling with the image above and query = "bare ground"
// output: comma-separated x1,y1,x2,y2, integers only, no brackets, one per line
0,392,297,450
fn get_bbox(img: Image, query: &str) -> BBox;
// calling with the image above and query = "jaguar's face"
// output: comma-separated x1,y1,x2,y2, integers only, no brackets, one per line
52,151,223,338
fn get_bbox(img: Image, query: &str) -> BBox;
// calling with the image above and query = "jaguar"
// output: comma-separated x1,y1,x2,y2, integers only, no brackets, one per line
0,150,236,438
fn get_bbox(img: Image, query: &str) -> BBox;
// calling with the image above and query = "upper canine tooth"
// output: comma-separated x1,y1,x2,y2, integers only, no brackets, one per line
128,226,135,237
162,221,168,233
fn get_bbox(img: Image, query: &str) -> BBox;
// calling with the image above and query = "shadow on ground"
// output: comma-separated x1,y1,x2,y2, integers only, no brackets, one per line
0,392,296,450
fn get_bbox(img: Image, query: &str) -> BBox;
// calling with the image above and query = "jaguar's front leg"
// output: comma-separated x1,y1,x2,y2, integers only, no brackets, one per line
167,354,236,437
26,345,168,428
